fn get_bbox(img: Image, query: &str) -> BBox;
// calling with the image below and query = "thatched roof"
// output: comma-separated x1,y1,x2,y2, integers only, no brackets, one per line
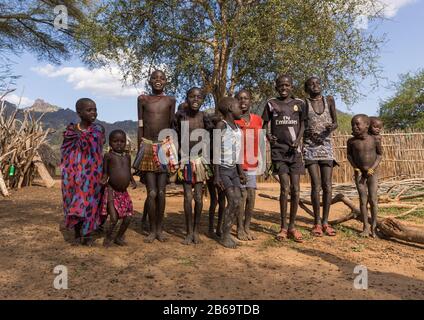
37,143,60,167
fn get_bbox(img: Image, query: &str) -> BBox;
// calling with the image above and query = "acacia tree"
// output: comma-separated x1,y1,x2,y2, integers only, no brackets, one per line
0,0,90,62
78,0,383,105
379,70,424,130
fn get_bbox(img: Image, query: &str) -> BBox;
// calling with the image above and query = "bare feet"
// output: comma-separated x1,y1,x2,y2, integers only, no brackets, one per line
246,230,257,240
359,227,370,238
156,232,169,242
71,237,82,246
82,236,95,246
114,237,128,246
207,229,216,239
182,233,193,245
193,232,202,244
215,229,222,238
219,235,237,248
237,229,249,241
144,232,156,243
103,238,112,247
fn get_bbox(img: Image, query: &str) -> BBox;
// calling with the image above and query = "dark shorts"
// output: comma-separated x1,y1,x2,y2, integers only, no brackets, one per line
219,166,241,190
273,159,305,175
304,159,339,167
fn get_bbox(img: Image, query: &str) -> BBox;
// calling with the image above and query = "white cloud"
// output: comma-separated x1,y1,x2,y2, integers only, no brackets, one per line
31,64,144,98
379,0,416,18
354,0,416,29
5,93,34,108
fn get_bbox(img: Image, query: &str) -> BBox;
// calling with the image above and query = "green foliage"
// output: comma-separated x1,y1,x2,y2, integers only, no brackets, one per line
77,0,383,105
336,110,353,134
0,0,89,62
379,70,424,131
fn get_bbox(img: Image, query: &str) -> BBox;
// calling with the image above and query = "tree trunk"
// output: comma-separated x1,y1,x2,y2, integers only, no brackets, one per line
0,170,9,197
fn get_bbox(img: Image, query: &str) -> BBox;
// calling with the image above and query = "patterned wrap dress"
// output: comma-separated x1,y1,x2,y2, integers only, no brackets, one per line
60,123,105,235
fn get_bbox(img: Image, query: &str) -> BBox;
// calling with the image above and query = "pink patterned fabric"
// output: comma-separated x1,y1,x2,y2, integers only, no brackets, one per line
101,185,133,218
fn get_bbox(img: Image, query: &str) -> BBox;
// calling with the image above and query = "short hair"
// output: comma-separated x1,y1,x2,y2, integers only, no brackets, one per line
235,89,251,99
304,76,320,92
186,87,205,99
76,98,95,112
150,69,166,79
218,97,238,115
369,116,383,127
352,114,370,125
109,129,126,141
275,74,293,85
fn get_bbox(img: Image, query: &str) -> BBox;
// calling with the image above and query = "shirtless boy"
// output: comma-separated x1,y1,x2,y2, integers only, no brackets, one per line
174,87,213,244
347,114,382,237
135,70,177,243
101,130,137,247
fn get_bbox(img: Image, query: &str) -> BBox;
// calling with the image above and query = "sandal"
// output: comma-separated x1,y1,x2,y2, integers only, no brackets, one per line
311,224,323,237
322,224,336,236
276,228,288,241
288,228,303,243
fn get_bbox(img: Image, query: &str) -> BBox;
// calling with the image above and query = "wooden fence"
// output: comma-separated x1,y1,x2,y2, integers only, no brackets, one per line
258,131,424,184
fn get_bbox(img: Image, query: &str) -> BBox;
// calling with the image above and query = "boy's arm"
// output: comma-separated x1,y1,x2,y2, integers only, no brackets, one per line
213,121,225,190
293,101,305,148
127,154,137,188
100,153,110,185
169,97,176,128
346,139,359,171
262,101,276,144
326,96,338,132
237,164,246,184
369,138,383,174
137,96,144,152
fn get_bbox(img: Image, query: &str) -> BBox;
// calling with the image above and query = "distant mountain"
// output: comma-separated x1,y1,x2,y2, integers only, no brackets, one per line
2,99,138,149
27,99,60,113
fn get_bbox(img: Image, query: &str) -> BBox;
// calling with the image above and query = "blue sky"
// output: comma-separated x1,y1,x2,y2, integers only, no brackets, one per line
5,0,424,123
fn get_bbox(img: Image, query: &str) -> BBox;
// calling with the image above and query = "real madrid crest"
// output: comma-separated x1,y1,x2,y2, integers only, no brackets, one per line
293,105,298,112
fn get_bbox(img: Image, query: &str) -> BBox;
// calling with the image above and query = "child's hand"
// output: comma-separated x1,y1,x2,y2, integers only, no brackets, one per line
267,134,278,145
131,181,137,189
214,176,224,191
100,176,108,186
240,173,247,185
326,123,336,132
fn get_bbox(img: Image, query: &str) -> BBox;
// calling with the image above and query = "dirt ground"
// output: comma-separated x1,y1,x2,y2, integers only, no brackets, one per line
0,181,423,300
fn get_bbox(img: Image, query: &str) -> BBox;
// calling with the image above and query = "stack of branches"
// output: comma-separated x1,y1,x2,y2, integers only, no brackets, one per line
259,177,424,246
0,93,55,196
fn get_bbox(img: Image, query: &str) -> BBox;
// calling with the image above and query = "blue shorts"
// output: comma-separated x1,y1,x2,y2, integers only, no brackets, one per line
241,171,257,189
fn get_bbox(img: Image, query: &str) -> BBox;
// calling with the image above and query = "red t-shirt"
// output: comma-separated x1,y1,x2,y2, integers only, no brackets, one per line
235,113,263,171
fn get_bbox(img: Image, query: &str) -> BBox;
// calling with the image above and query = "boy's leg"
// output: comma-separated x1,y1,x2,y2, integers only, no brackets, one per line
155,172,168,241
288,173,300,230
115,216,131,246
72,221,83,245
244,187,257,240
321,164,336,236
193,182,204,244
216,190,225,237
367,174,379,238
307,164,321,225
206,179,217,237
182,182,194,245
355,174,370,237
141,199,149,233
277,173,290,239
219,186,241,248
237,187,249,240
144,172,158,243
104,188,118,247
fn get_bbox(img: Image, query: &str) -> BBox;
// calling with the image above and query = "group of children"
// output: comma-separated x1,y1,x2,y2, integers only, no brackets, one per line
60,70,383,248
